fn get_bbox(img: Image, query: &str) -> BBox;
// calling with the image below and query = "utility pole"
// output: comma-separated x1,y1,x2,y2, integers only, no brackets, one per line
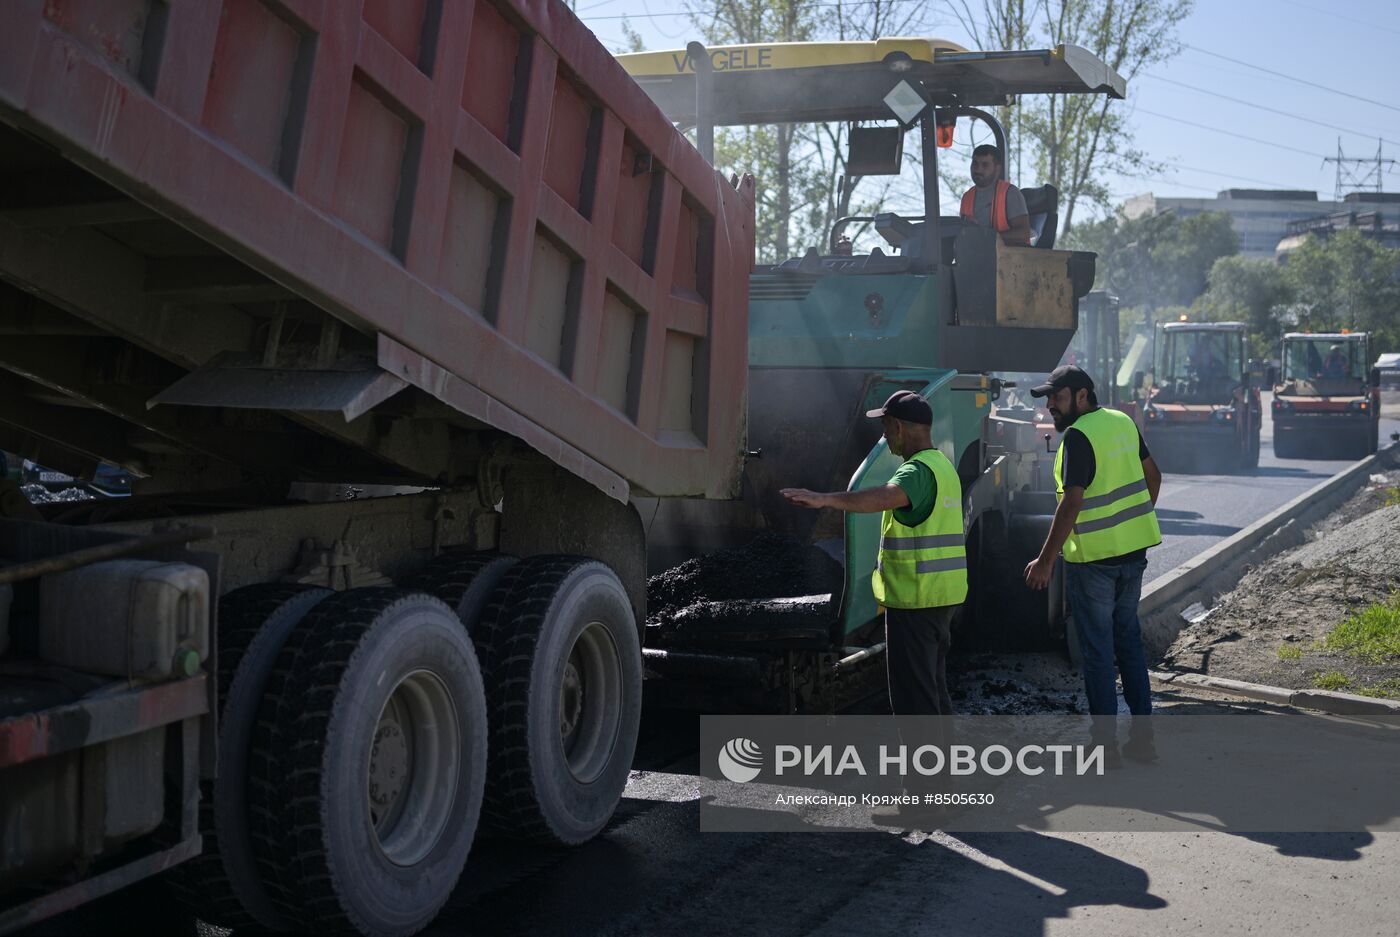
1323,138,1396,202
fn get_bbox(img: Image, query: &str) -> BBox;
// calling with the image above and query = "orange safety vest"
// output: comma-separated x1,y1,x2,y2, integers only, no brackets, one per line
960,180,1027,243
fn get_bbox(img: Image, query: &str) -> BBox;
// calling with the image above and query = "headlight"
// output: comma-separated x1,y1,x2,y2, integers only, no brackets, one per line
1347,399,1369,412
1272,397,1293,411
1211,408,1235,422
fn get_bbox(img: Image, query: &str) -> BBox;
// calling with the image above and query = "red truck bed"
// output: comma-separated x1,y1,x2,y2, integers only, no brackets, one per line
0,0,753,500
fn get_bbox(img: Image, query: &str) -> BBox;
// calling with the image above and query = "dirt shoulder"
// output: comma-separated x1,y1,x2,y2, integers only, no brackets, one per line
1161,465,1400,698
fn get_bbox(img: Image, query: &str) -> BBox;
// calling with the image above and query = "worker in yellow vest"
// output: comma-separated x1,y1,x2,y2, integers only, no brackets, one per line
781,390,965,715
1025,366,1163,731
960,144,1032,246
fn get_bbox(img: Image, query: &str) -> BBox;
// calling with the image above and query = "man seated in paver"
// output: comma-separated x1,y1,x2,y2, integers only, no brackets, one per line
959,145,1033,247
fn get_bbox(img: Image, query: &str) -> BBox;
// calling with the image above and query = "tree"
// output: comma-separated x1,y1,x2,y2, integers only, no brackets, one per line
948,0,1193,234
1201,255,1292,357
1071,209,1238,311
1282,230,1400,349
684,0,939,263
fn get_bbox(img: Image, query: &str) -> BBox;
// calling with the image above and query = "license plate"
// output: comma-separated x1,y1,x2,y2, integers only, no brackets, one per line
39,471,73,482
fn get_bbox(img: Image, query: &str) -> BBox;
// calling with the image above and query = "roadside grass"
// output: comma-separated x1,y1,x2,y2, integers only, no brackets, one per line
1354,679,1400,700
1310,671,1352,691
1321,595,1400,664
1276,644,1302,660
1384,486,1400,508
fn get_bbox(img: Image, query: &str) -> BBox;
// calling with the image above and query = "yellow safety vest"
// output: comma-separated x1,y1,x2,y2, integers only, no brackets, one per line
872,449,968,609
1053,408,1162,563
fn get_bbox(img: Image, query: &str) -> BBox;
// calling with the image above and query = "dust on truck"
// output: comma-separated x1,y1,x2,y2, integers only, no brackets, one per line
0,1,753,934
1272,331,1382,458
617,38,1127,692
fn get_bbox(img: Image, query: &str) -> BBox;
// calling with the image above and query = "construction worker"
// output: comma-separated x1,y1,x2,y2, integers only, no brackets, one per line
780,390,965,715
1322,343,1350,379
1024,366,1162,754
960,144,1032,246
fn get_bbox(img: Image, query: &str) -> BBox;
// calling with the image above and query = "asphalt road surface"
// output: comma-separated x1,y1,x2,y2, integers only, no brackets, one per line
1146,392,1400,582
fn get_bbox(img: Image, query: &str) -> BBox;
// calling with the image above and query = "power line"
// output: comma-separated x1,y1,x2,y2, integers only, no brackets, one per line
1132,106,1328,159
1183,44,1400,115
1275,0,1400,37
1141,74,1400,151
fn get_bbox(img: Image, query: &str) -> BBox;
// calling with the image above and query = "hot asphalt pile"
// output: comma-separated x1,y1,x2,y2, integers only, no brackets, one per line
1162,467,1400,698
21,483,94,503
646,533,843,647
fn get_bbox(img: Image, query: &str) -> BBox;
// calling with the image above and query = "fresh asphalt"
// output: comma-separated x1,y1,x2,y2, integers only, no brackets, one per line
1148,391,1400,582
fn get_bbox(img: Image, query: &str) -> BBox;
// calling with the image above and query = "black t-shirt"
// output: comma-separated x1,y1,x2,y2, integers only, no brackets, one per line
1061,418,1153,565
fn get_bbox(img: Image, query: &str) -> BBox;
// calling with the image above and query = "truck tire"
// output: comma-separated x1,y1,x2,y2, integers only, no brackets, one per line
249,588,487,936
167,583,331,932
475,556,641,844
403,550,517,637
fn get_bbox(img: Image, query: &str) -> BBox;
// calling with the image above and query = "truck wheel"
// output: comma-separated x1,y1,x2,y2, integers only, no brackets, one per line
167,583,331,932
1273,430,1295,459
475,556,641,844
403,550,517,637
251,588,487,937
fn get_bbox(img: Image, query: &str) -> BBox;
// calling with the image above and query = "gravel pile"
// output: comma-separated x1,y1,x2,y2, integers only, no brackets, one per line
1286,503,1400,577
1162,468,1400,693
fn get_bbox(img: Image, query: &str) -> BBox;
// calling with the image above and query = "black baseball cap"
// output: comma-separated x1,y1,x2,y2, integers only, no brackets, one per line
1029,365,1095,398
865,390,933,425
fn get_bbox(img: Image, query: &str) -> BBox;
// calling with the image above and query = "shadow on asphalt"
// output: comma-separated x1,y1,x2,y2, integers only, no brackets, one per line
1153,508,1243,538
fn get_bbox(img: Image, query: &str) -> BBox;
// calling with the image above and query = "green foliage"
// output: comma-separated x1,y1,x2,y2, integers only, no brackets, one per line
953,0,1194,233
1068,210,1238,309
1201,256,1292,357
1354,679,1400,700
682,0,933,263
1322,595,1400,664
1276,644,1302,660
1310,670,1352,691
1281,230,1400,349
1384,487,1400,509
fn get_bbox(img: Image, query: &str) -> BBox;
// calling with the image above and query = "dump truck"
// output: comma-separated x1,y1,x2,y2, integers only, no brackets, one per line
0,11,1125,934
1273,332,1381,458
617,38,1126,701
1141,321,1262,473
0,2,753,934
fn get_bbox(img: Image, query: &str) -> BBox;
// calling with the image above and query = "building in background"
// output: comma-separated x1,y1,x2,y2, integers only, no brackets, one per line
1123,189,1400,257
1274,201,1400,259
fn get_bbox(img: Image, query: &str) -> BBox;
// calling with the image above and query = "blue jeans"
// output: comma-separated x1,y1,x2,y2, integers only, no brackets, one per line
1064,558,1152,716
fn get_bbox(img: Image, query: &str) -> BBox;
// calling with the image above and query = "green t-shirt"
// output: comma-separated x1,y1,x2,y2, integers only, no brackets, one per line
889,451,938,527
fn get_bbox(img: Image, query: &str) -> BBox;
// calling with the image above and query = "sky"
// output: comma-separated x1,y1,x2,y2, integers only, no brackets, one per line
574,0,1400,221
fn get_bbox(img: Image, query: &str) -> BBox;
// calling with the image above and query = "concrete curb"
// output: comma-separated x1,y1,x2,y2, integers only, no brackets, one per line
1151,670,1400,716
1138,442,1399,659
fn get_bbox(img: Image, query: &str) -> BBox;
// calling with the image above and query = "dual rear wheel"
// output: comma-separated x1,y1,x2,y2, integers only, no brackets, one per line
178,553,639,937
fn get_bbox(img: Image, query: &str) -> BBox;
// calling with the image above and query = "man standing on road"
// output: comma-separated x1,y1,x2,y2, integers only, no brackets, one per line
781,390,966,715
1023,366,1162,734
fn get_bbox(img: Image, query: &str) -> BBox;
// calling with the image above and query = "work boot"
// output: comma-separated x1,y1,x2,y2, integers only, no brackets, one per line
1123,723,1159,764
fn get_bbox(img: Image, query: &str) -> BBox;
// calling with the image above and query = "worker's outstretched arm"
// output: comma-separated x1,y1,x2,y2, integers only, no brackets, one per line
1004,213,1033,246
781,485,909,514
1143,455,1162,505
1025,486,1084,589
